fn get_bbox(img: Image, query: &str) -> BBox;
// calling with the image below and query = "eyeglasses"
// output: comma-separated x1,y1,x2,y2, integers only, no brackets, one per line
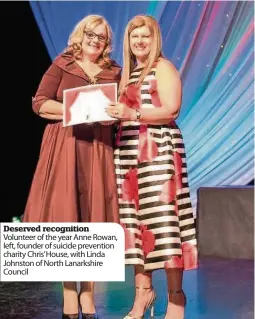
84,30,107,43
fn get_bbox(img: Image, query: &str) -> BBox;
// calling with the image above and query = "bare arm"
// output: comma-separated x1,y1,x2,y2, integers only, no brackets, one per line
139,59,182,124
106,59,182,124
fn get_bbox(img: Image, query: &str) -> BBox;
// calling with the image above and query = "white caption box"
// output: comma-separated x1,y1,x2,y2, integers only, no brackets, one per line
0,223,125,282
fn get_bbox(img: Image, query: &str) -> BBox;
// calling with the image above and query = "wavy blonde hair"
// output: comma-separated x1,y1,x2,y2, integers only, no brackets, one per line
65,15,112,67
120,15,163,91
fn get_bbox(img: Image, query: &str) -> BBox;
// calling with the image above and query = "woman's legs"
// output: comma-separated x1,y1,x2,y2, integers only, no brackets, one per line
63,281,96,315
63,282,79,315
165,268,186,319
79,281,96,314
127,266,155,317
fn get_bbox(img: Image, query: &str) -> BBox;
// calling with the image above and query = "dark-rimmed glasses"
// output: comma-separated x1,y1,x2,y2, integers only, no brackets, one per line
84,30,107,43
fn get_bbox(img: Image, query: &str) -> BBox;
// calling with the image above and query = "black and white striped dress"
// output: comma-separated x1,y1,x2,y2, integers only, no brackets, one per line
114,66,197,271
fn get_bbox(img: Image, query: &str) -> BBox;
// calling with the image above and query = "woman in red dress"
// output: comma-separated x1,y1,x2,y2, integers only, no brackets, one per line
23,15,121,319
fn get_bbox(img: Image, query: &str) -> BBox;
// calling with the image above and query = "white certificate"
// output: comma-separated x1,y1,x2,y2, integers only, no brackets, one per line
63,83,117,127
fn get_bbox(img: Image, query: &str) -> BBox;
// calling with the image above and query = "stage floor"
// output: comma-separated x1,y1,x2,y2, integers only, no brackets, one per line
0,257,253,319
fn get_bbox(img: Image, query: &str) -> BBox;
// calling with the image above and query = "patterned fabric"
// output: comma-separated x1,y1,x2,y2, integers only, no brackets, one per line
114,67,197,271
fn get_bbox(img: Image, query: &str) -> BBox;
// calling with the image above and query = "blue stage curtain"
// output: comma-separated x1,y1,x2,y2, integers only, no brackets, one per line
30,1,254,213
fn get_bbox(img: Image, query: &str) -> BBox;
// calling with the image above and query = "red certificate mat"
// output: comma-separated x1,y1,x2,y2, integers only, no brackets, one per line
63,83,117,127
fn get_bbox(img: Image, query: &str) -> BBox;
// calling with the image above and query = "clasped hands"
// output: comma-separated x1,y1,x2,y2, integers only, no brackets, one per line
85,102,136,126
106,102,136,121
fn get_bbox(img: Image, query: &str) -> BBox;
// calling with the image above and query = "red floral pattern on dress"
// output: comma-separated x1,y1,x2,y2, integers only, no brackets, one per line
173,151,183,190
164,255,184,269
138,125,158,163
148,79,161,107
120,222,136,251
121,168,139,211
173,151,182,176
119,84,141,109
175,201,179,216
125,84,141,109
182,243,198,270
140,224,155,257
159,177,176,204
117,86,141,146
119,91,132,108
116,122,122,146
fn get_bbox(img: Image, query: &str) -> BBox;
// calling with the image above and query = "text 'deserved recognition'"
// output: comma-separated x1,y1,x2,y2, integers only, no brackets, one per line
0,223,125,282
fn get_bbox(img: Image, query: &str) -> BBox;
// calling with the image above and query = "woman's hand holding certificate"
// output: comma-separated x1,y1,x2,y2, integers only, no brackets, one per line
63,83,117,127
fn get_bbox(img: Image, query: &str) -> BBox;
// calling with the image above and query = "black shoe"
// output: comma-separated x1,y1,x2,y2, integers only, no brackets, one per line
81,314,99,319
78,292,99,319
62,313,79,319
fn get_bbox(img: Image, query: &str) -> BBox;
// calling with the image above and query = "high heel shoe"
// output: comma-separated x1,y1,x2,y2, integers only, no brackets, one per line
81,315,99,319
62,299,79,319
62,289,79,319
62,314,79,319
123,286,156,319
164,290,186,319
78,292,99,319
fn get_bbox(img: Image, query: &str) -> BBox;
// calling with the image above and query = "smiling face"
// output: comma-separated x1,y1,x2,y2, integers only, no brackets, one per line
82,23,107,59
129,26,152,61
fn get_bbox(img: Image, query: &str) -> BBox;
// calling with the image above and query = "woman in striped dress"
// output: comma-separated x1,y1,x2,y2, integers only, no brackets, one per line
106,15,197,319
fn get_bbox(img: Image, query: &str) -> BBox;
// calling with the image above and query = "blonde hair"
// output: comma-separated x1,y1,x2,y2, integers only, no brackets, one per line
65,15,112,67
120,15,163,91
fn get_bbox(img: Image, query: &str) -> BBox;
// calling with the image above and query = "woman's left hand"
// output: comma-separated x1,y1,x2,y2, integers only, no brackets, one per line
106,103,135,121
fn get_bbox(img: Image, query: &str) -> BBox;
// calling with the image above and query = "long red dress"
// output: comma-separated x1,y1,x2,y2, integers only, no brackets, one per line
23,53,121,223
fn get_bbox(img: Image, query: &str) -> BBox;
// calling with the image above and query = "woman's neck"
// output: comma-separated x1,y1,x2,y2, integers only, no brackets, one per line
81,56,98,66
136,56,148,68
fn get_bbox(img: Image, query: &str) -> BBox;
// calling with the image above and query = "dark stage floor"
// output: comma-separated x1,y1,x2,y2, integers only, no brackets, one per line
0,257,253,319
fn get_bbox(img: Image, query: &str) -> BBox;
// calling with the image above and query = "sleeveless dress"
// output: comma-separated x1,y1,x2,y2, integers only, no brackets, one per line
114,66,198,271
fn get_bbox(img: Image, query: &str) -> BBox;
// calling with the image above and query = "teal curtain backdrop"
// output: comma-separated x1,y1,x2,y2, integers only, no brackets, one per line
30,1,254,213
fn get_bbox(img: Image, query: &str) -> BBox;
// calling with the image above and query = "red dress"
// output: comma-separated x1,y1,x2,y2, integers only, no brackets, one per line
23,53,121,223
